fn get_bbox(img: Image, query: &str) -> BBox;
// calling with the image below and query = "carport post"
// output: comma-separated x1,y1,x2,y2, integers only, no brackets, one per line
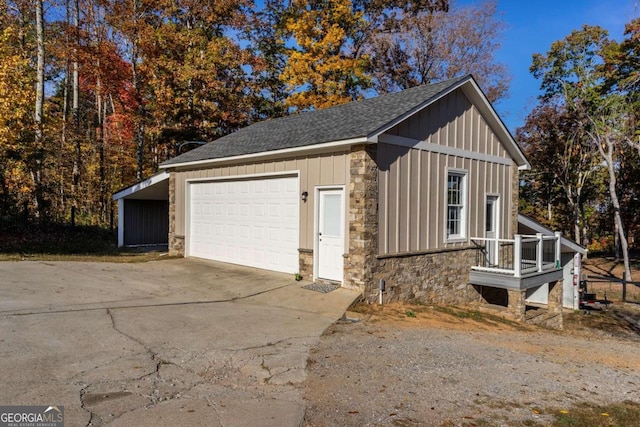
117,199,124,247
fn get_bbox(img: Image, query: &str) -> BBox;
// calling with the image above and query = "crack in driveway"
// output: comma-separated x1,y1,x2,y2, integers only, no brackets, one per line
0,283,294,317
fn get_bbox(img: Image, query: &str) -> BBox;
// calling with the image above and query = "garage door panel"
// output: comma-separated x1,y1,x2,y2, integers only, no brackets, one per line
188,176,299,273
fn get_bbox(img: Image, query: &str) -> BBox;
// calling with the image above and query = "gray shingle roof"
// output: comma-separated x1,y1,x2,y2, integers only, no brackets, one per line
161,75,470,166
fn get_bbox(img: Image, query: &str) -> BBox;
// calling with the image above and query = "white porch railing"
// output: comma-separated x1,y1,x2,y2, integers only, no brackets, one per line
471,232,562,278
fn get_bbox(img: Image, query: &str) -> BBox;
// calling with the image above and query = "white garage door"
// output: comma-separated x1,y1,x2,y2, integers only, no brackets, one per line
188,175,299,273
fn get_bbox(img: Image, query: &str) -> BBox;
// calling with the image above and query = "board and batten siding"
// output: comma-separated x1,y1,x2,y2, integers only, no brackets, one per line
378,89,515,255
173,152,350,250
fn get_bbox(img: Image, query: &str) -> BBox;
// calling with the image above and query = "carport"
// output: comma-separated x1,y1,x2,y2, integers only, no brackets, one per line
113,171,170,247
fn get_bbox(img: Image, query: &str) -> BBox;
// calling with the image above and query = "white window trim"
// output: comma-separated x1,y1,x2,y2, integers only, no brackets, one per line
445,168,468,243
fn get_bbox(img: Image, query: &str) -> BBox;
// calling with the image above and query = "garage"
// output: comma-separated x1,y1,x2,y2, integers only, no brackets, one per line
187,174,299,273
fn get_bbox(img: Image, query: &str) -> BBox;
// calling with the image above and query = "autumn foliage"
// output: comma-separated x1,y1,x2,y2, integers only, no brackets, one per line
0,0,513,228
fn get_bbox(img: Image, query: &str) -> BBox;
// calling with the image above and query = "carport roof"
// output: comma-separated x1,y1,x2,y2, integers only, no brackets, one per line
160,75,528,169
112,171,169,201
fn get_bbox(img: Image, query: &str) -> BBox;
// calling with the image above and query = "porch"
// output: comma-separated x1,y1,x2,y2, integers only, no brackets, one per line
469,232,564,290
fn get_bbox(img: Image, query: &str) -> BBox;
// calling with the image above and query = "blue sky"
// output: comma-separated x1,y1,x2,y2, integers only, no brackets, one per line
478,0,639,133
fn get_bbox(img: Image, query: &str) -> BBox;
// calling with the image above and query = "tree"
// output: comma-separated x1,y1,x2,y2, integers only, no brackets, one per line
32,0,45,218
280,0,370,111
529,25,633,280
136,0,261,165
365,0,509,101
0,22,35,219
244,0,290,120
517,100,600,245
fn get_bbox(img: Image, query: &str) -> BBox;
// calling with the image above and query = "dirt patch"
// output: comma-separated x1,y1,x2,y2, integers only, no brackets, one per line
302,302,640,426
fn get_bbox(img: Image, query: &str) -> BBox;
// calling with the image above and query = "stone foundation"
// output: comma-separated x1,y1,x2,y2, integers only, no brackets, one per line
509,281,563,329
169,235,184,257
528,280,563,330
168,172,185,257
372,248,483,306
507,289,526,322
298,249,313,280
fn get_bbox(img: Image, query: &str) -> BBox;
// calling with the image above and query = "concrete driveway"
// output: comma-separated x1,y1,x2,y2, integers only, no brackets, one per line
0,258,359,426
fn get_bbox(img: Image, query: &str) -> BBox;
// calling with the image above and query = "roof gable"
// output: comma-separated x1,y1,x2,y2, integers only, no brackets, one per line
161,75,528,169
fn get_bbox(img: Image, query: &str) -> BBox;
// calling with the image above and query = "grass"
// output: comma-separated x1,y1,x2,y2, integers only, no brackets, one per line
0,223,170,263
465,400,640,427
549,401,640,427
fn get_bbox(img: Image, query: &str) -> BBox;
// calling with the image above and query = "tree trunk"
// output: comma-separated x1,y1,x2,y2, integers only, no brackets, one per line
598,136,632,282
33,0,45,219
71,0,81,227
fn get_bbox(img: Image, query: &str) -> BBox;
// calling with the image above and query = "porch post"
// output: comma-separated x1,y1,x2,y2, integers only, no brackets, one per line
514,234,522,278
555,231,562,268
117,199,124,247
507,289,526,322
536,233,543,272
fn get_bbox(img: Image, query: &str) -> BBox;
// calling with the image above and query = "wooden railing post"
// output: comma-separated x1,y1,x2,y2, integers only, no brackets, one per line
536,233,543,272
554,231,562,269
514,234,522,278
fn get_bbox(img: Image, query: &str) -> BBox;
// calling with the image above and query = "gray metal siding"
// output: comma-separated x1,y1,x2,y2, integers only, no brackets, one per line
173,152,350,250
124,199,169,246
378,89,515,255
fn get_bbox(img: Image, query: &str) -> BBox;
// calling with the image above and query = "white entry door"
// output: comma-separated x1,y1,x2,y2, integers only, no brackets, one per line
485,196,499,266
317,189,344,282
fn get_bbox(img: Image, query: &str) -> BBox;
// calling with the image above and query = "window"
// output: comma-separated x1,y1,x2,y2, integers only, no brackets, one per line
447,171,467,240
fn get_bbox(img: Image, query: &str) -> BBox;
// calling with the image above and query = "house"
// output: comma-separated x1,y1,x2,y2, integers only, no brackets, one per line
116,75,569,328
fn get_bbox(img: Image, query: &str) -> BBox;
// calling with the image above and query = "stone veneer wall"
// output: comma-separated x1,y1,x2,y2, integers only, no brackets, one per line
342,144,485,306
343,144,379,291
372,248,483,305
168,172,185,257
524,280,563,330
510,281,564,329
298,249,313,281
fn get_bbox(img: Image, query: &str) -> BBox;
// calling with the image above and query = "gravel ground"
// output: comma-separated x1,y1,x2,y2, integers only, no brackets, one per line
301,304,640,426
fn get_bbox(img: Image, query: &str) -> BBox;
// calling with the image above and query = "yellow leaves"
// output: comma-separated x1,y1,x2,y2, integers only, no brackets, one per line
281,0,370,111
0,25,34,153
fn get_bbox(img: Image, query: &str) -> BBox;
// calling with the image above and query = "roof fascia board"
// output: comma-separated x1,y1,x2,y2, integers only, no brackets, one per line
461,79,531,170
112,171,170,201
369,76,530,171
160,136,371,170
517,214,587,254
368,76,472,141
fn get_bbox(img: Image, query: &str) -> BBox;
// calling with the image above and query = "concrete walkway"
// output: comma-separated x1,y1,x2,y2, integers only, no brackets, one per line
0,258,360,426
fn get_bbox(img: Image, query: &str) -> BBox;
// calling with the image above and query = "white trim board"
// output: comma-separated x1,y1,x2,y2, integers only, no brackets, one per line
184,170,300,184
113,171,169,200
379,133,514,167
161,137,370,170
